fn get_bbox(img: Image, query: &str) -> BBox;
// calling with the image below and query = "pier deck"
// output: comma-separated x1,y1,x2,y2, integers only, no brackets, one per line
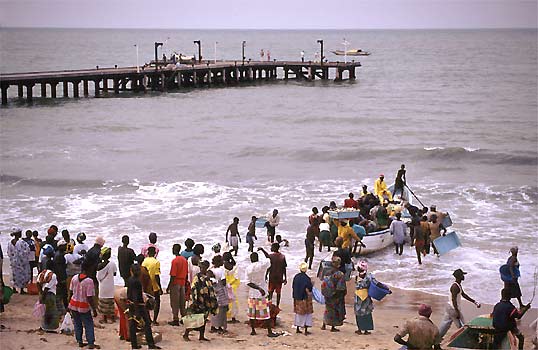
0,60,361,105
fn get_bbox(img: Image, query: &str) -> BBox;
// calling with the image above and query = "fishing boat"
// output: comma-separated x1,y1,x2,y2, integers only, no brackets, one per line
327,183,412,255
331,49,371,56
447,315,516,349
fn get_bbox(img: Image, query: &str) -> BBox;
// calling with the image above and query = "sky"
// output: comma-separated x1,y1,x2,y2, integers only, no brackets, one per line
0,0,537,29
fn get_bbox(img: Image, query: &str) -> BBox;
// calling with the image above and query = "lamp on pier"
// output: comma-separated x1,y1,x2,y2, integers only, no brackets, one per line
317,39,324,65
154,42,163,69
242,41,246,65
193,40,202,63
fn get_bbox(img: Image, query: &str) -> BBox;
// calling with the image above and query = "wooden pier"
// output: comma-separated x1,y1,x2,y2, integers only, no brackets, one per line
0,60,360,105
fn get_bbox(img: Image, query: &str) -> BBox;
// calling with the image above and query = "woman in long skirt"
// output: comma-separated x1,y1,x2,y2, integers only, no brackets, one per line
321,256,347,332
7,230,31,294
292,262,314,335
354,261,389,335
37,261,60,332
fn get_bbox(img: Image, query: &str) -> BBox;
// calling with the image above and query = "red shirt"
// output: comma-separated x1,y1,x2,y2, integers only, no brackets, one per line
169,255,188,286
344,198,358,209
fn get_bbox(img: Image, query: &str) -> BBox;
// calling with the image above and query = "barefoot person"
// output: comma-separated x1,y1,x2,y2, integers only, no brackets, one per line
263,243,287,308
166,244,188,326
505,246,525,308
7,229,31,294
183,260,218,342
245,250,278,337
142,247,162,325
321,256,347,332
292,262,313,335
226,217,241,256
96,247,117,324
354,261,390,335
437,269,481,345
127,264,161,349
492,288,531,350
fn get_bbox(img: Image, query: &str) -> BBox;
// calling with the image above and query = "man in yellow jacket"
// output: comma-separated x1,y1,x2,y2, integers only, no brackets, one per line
374,174,393,203
336,220,361,250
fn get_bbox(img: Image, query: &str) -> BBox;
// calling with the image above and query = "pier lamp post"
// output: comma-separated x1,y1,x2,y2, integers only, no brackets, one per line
154,42,163,69
317,39,324,65
214,41,218,63
242,41,246,65
134,44,140,73
194,40,202,63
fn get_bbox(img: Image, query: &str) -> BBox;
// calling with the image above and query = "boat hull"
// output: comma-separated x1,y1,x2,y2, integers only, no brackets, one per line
356,228,393,255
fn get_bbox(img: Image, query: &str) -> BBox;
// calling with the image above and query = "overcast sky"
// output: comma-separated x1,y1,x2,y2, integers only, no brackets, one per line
1,0,536,29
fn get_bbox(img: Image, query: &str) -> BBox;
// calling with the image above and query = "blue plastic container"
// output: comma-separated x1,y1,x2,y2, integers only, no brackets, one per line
368,281,391,301
255,218,267,228
312,287,325,304
433,231,461,255
442,214,453,228
499,264,520,282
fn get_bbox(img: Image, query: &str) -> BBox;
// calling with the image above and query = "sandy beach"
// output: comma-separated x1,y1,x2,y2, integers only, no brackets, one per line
1,276,536,350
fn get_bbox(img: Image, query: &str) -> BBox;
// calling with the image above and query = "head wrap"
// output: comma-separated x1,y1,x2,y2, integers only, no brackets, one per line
76,232,86,242
418,304,432,317
95,236,105,246
101,246,111,256
212,243,221,252
299,262,308,272
331,256,342,268
358,260,368,271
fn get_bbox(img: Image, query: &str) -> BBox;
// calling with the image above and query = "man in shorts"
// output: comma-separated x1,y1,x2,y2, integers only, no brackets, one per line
245,250,278,337
261,244,287,308
226,217,241,256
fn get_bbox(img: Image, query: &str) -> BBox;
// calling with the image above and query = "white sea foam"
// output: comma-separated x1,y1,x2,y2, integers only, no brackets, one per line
0,179,536,303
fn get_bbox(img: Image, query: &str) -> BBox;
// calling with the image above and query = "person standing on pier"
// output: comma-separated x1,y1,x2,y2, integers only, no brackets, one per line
260,49,265,60
301,50,305,62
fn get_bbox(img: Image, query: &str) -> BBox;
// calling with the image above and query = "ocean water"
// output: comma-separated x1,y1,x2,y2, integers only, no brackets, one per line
1,28,537,304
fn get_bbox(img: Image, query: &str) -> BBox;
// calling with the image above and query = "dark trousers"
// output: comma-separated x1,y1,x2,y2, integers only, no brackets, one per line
72,310,95,345
128,304,155,347
265,223,276,243
152,292,160,322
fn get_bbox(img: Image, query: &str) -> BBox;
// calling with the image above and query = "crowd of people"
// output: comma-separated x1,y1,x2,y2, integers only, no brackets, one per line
0,167,535,350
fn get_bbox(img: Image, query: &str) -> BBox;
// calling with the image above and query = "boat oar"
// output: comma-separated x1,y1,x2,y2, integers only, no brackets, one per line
530,267,538,304
404,183,426,208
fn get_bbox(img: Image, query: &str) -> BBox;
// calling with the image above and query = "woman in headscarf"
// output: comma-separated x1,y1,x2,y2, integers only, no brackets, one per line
354,260,389,335
292,262,314,335
37,259,60,332
321,256,347,332
183,260,218,342
96,247,117,323
7,229,31,294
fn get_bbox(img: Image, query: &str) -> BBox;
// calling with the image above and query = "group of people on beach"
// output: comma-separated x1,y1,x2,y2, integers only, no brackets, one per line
0,166,535,350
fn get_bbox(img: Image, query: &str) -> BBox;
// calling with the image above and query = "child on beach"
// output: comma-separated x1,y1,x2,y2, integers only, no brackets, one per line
247,216,258,253
226,217,241,256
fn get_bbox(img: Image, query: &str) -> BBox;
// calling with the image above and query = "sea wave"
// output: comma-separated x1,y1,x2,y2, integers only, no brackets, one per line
231,146,538,166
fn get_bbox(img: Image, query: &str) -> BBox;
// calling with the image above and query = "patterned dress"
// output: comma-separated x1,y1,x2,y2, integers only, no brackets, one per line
189,272,218,319
321,268,347,326
7,239,31,289
354,273,376,330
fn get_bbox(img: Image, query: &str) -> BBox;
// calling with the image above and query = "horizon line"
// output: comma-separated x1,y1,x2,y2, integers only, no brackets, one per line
2,25,537,31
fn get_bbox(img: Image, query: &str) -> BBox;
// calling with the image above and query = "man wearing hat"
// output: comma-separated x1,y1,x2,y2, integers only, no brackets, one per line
394,304,440,350
437,269,481,346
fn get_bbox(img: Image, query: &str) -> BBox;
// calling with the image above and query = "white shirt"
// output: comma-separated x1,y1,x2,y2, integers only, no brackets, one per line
245,258,270,298
73,243,89,255
188,257,200,284
43,271,58,295
96,261,117,299
319,222,330,231
211,266,225,283
267,212,280,227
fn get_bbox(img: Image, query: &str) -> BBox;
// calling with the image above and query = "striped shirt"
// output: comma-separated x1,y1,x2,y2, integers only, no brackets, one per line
68,274,95,313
